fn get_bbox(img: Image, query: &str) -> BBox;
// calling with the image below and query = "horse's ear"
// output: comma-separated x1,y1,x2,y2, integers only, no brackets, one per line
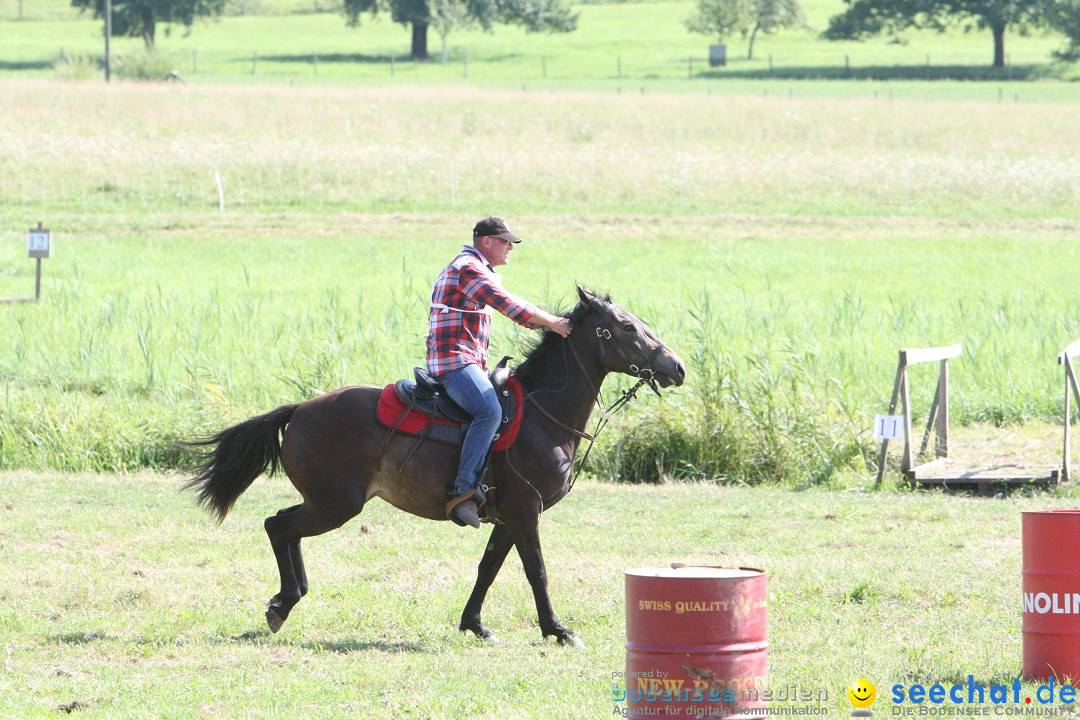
577,286,601,308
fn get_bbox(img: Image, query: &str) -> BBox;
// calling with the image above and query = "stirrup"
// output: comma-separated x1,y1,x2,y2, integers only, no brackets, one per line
446,489,482,528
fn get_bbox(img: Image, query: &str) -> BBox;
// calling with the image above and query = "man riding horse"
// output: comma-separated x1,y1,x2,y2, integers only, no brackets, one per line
430,217,572,528
184,230,686,641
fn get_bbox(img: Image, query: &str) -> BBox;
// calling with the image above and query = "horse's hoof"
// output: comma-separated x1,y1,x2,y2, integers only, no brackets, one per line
558,634,585,648
483,633,500,644
265,607,285,634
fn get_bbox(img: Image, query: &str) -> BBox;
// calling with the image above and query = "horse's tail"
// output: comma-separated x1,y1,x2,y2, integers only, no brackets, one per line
182,404,299,523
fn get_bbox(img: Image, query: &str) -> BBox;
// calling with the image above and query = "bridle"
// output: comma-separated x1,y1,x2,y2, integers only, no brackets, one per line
514,304,669,497
589,305,668,400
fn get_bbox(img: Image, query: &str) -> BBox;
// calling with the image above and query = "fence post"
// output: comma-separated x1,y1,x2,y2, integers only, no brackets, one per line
678,158,686,211
252,51,258,74
313,53,318,74
214,170,225,213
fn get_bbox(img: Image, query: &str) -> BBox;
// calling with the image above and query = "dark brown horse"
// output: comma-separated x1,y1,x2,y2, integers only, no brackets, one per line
184,287,685,646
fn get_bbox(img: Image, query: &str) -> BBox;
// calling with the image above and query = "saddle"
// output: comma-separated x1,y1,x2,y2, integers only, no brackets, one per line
392,356,514,433
375,355,523,474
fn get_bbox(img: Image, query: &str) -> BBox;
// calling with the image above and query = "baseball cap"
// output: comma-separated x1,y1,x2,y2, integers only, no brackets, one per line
473,216,521,244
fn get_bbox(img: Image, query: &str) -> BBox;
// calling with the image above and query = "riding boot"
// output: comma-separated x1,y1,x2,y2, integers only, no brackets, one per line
446,489,482,529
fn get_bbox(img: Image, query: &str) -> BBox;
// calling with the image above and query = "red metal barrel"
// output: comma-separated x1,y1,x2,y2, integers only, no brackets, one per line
624,566,768,719
1023,510,1080,681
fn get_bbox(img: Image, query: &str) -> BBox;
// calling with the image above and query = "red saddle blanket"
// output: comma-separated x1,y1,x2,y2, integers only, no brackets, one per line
375,375,525,452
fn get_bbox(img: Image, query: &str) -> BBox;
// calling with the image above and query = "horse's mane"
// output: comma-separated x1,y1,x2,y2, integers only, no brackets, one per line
514,292,611,387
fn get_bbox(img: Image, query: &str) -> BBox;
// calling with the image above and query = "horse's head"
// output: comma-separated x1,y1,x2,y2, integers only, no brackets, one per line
573,287,686,389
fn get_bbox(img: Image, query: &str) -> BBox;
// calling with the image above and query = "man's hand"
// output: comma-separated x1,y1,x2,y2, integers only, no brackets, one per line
550,317,573,337
536,311,572,338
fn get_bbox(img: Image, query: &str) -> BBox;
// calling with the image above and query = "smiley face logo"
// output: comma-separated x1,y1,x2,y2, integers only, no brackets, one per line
848,678,877,709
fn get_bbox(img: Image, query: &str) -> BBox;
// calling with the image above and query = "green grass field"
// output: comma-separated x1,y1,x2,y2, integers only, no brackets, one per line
3,0,1078,85
1,81,1079,483
2,470,1078,719
2,3,1080,718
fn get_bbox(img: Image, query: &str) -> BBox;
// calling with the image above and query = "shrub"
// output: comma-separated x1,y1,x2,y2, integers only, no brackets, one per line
53,54,99,81
594,294,874,486
114,49,184,81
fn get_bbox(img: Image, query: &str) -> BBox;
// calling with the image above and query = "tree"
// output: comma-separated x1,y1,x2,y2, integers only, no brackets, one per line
71,0,226,47
686,0,804,60
823,0,1045,68
1046,0,1080,60
429,0,474,64
685,0,748,47
744,0,804,60
343,0,577,61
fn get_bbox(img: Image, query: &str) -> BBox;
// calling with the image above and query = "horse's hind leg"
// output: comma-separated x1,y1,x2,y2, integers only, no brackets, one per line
272,505,309,598
459,522,514,642
263,499,363,633
291,537,309,598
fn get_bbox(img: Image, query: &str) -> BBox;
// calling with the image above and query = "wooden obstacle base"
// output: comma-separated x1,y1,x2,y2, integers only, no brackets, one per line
907,458,1059,493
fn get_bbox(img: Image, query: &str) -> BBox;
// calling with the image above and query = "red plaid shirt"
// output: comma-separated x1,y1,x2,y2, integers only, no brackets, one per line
426,246,536,375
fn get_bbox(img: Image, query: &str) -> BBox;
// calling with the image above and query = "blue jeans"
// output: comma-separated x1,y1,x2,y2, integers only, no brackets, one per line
438,363,502,496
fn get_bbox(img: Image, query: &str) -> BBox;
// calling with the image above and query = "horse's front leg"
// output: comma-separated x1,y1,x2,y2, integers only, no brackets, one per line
459,522,515,642
509,516,584,648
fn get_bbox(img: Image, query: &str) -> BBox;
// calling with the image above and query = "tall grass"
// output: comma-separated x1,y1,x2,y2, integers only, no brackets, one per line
113,48,186,81
1,83,1078,482
1,217,1079,482
51,54,98,81
595,292,873,485
1,82,1078,221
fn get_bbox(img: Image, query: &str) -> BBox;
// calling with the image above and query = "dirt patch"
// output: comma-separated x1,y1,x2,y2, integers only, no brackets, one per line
901,422,1065,483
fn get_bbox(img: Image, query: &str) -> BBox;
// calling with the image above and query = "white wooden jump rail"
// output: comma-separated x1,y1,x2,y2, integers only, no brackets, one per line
1059,339,1080,482
875,343,961,487
877,342,1071,491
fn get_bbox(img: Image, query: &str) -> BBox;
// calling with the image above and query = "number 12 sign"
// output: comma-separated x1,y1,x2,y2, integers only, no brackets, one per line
27,225,50,259
874,414,904,441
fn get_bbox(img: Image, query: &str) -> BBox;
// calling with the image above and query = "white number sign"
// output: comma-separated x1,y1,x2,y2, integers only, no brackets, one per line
27,229,50,258
873,414,905,441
